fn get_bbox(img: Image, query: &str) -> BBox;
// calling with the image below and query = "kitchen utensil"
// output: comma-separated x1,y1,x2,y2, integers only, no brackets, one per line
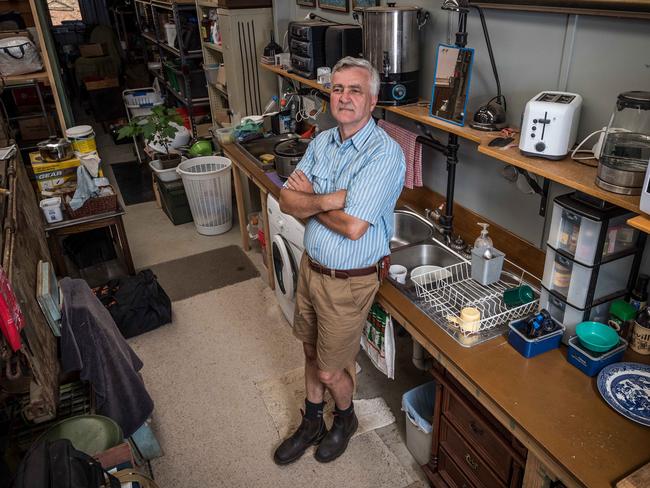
597,362,650,426
447,307,481,334
359,5,428,105
576,321,619,352
567,336,626,377
597,91,650,195
389,264,407,284
471,246,504,286
508,318,564,358
188,139,213,157
37,137,73,161
519,91,583,160
503,285,535,308
274,138,310,179
522,309,557,338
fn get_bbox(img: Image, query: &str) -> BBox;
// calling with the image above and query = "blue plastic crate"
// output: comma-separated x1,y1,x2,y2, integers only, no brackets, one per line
508,318,564,358
566,336,627,377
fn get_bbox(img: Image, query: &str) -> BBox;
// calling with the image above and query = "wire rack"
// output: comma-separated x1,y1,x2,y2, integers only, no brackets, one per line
412,260,539,337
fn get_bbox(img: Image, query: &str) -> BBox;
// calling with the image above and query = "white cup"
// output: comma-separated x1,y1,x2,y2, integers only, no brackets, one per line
389,264,407,284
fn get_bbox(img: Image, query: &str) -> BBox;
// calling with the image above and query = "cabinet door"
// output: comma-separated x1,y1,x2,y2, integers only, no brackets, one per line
438,448,476,488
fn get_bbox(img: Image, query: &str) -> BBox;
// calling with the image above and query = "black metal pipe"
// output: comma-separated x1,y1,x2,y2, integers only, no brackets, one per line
440,133,459,238
416,135,448,155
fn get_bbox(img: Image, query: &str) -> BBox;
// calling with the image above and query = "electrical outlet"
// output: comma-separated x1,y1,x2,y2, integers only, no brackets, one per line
302,96,318,118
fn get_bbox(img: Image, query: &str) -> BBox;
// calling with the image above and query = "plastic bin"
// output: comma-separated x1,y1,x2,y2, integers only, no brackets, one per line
539,286,623,344
402,381,436,466
124,88,164,118
176,156,232,235
508,318,564,358
471,247,504,286
542,245,634,309
566,336,627,377
149,158,182,182
547,193,637,266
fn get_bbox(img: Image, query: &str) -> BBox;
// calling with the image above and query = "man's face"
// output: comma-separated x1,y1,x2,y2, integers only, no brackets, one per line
330,67,378,128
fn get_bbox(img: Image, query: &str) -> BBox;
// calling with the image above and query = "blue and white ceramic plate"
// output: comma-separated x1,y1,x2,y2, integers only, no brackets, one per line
597,362,650,427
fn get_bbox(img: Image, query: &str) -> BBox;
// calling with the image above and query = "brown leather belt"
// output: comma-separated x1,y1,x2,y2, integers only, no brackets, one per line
308,256,377,279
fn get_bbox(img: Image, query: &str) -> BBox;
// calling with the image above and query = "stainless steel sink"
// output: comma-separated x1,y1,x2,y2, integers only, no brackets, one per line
391,209,434,250
390,242,462,272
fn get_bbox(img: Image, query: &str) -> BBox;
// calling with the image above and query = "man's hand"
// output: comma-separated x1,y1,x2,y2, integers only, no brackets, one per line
286,171,313,193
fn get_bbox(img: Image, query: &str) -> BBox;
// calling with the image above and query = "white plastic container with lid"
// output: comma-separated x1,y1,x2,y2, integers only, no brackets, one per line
164,23,177,46
542,245,635,309
547,193,638,266
65,125,97,156
39,197,63,223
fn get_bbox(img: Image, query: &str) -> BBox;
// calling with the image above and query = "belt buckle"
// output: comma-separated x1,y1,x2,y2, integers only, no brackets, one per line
330,269,336,278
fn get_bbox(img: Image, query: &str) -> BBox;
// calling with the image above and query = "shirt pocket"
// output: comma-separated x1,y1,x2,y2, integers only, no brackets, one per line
311,162,333,194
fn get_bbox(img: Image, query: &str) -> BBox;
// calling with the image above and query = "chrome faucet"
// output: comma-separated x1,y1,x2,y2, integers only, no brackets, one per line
425,203,450,243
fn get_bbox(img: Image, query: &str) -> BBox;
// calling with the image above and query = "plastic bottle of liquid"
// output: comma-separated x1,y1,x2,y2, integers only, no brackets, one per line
474,223,493,251
262,95,279,115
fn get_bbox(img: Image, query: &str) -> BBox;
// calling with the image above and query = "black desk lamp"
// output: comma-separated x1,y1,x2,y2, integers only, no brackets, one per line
442,0,507,131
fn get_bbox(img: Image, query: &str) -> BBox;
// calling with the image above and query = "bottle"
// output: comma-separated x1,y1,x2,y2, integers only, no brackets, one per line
474,223,493,251
630,306,650,355
629,274,649,311
262,95,279,115
200,13,210,42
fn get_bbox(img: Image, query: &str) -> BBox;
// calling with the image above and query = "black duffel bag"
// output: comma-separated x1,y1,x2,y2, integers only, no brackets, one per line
93,270,172,338
13,439,119,488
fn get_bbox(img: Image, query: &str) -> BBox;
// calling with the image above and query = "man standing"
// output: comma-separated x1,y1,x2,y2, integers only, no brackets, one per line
274,57,405,465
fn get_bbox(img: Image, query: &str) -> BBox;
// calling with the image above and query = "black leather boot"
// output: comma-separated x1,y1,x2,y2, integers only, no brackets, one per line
273,413,328,465
314,409,358,463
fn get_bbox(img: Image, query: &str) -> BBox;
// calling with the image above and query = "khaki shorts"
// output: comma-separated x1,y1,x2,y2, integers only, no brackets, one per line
293,253,380,375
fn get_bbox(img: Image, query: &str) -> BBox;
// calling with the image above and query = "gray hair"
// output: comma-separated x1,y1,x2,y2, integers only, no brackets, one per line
332,57,380,96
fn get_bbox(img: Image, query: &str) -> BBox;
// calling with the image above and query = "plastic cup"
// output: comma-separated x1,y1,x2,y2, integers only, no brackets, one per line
389,264,407,284
503,285,535,307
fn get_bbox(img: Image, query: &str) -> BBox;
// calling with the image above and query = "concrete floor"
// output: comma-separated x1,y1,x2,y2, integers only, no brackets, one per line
94,115,433,487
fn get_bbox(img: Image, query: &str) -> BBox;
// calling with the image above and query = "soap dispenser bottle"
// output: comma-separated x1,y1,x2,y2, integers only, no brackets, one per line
474,223,493,251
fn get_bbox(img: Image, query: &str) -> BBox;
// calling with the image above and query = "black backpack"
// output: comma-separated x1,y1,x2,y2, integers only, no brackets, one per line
13,439,120,488
93,270,172,339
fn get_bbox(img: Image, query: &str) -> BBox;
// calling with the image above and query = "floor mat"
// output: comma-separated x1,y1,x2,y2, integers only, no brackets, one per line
255,366,396,440
148,245,259,302
112,161,155,206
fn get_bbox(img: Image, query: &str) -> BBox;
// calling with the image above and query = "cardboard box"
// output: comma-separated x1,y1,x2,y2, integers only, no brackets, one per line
18,115,55,141
29,151,81,193
79,43,105,57
84,77,119,91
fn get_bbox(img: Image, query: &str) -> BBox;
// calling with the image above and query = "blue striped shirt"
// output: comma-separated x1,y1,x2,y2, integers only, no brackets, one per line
291,118,405,269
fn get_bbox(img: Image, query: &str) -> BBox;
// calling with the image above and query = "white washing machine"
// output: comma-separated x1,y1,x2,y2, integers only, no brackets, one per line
267,193,305,325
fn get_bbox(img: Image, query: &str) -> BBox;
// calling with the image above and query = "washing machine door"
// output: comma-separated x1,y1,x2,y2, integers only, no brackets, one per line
272,234,298,298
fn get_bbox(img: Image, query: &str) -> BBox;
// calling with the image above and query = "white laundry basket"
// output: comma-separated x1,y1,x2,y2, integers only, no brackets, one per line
176,156,232,235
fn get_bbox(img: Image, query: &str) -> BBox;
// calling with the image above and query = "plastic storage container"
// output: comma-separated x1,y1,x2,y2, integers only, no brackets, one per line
547,193,638,266
471,247,504,286
124,88,164,117
402,381,437,466
157,177,193,225
540,286,623,344
65,125,97,156
39,197,63,223
566,335,627,376
149,158,182,182
176,156,232,235
508,319,565,358
542,245,634,309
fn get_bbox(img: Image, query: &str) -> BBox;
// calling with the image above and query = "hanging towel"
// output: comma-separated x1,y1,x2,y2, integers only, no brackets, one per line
378,119,423,189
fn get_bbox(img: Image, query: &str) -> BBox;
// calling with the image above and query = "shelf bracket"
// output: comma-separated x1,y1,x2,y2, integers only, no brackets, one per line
516,168,550,217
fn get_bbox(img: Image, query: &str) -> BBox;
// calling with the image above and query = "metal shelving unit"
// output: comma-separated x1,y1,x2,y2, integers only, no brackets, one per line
135,0,208,137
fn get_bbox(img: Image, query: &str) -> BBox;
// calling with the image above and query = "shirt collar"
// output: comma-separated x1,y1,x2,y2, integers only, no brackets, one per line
330,117,376,151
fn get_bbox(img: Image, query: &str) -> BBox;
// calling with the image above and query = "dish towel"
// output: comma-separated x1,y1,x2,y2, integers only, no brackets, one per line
378,119,423,189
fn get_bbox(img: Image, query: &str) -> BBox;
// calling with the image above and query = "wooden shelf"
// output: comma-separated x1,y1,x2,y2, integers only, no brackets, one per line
627,214,650,233
204,42,223,53
4,71,49,86
261,62,644,216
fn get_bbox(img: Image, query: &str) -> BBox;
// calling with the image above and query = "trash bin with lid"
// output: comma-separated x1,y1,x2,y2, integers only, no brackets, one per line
402,380,437,466
176,156,232,236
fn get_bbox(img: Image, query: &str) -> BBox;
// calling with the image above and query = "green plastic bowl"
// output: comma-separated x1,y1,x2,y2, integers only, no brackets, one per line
575,321,619,353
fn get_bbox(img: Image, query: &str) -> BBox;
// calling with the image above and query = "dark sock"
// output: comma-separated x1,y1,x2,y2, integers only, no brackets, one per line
304,399,324,420
335,403,354,417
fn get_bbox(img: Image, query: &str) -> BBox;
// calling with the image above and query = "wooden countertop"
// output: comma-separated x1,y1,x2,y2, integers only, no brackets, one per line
378,282,650,488
226,134,650,488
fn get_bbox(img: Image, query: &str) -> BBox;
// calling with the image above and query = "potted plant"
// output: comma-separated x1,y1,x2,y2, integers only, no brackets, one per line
118,105,185,169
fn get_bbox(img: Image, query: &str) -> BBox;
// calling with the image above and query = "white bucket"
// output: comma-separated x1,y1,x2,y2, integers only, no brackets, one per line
39,197,63,223
164,23,177,46
66,125,96,156
176,156,232,236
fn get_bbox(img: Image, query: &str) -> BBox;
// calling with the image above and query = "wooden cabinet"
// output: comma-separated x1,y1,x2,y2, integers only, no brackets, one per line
424,364,526,488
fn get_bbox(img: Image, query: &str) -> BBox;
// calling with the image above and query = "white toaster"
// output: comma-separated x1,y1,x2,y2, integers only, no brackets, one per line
519,91,583,160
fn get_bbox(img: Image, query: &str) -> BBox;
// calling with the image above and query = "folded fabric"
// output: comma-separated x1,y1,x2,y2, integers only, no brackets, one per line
69,165,98,210
378,119,423,189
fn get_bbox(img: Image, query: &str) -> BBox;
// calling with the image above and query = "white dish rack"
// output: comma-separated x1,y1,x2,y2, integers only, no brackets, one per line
411,260,539,339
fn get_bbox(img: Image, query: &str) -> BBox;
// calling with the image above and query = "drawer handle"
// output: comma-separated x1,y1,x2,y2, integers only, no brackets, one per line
469,421,484,436
465,453,479,471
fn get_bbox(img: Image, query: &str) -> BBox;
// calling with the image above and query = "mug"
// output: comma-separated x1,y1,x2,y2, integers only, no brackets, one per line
503,285,535,307
389,264,407,284
448,307,481,334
